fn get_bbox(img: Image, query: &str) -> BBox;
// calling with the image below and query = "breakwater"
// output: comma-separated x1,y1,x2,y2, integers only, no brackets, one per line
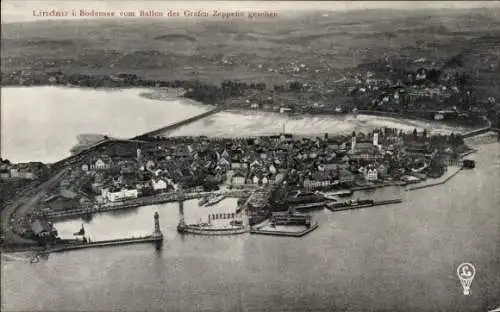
406,167,463,191
46,235,162,253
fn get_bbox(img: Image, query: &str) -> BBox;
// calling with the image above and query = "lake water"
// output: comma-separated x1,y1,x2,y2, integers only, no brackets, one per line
1,87,499,312
0,87,211,163
1,86,468,163
169,110,468,138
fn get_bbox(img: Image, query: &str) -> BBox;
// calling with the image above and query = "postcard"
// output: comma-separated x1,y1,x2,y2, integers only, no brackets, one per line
1,1,499,311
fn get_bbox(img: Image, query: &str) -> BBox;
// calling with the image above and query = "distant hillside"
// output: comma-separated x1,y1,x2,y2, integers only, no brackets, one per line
1,8,499,87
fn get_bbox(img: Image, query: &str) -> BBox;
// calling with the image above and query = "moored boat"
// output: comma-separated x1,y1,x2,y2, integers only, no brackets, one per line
326,198,402,211
205,193,225,206
291,201,326,211
198,197,209,206
318,192,338,201
334,189,353,197
73,224,85,236
329,199,374,210
249,212,269,226
462,159,475,169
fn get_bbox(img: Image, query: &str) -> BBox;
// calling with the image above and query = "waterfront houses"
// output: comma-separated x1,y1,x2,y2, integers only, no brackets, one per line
0,160,48,181
101,188,139,202
29,127,471,213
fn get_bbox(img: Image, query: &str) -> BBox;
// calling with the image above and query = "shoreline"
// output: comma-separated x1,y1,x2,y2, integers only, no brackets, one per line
0,86,493,247
1,84,492,130
406,166,463,191
0,148,488,251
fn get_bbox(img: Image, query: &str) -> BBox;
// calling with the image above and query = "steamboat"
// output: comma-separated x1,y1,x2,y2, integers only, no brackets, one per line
326,198,402,212
204,193,226,207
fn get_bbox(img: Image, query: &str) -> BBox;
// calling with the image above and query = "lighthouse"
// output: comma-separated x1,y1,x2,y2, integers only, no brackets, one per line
177,190,187,233
152,212,163,249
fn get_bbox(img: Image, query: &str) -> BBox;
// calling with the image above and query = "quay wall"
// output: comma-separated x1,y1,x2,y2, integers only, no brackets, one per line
45,192,207,220
406,167,463,191
349,181,408,192
45,190,254,221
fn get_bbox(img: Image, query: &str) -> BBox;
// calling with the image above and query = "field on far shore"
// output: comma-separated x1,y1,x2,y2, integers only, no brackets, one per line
2,8,500,101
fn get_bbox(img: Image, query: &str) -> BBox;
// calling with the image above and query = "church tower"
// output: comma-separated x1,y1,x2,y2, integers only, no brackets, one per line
351,131,357,152
373,131,379,147
136,148,142,162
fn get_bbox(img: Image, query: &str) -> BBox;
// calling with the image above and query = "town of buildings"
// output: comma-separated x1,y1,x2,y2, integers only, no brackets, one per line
1,125,475,248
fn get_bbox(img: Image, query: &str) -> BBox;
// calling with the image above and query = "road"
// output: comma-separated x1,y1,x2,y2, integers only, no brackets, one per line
1,168,70,245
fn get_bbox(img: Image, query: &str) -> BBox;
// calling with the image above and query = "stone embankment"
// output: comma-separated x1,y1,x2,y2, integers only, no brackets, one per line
406,166,463,191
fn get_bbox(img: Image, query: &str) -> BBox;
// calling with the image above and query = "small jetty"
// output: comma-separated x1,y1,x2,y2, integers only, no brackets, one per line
326,198,402,212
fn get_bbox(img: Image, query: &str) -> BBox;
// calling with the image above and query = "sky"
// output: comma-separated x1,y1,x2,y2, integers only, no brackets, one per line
2,1,499,23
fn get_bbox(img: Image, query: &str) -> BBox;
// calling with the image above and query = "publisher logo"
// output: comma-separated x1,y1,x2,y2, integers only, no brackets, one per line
457,262,475,295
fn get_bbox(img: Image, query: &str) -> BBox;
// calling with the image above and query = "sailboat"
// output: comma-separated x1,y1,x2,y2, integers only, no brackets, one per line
73,224,85,236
